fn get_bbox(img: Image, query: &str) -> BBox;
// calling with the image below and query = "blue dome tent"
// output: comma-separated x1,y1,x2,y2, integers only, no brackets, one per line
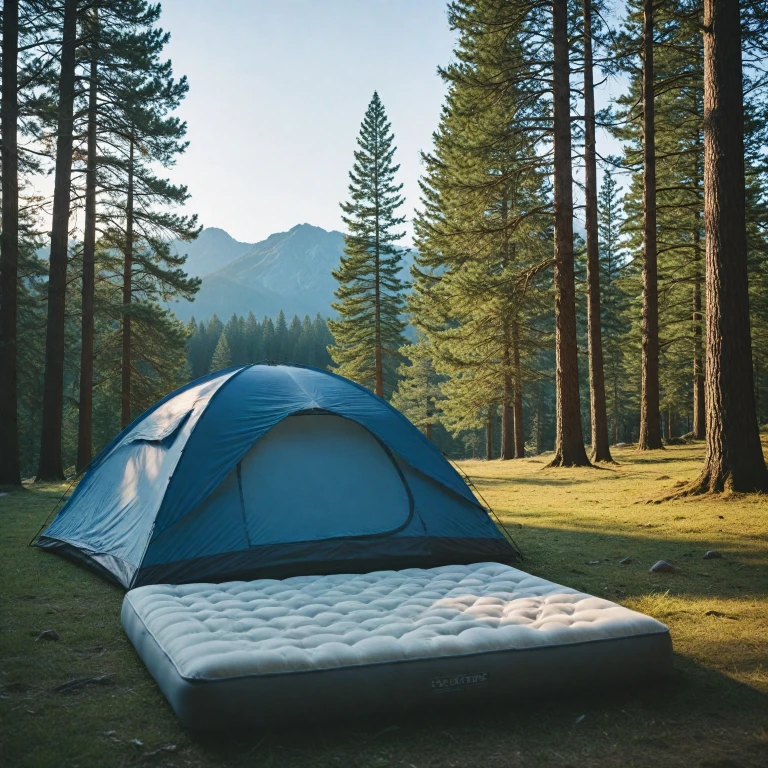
37,364,520,588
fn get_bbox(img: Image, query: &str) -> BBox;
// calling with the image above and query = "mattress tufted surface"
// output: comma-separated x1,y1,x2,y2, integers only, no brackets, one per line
124,562,668,681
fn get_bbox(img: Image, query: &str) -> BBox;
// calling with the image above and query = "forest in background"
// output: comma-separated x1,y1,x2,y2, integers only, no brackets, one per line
1,0,767,493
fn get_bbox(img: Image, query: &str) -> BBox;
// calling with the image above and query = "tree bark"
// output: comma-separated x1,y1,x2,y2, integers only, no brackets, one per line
756,356,761,426
486,407,494,461
38,0,78,481
638,0,663,451
535,383,543,455
548,0,590,467
77,18,98,471
512,319,525,458
0,0,21,486
121,137,134,429
425,422,432,442
688,0,768,493
501,328,514,460
692,215,705,440
583,0,613,463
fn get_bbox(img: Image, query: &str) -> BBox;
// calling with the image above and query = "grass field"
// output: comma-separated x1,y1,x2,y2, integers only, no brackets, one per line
1,441,767,768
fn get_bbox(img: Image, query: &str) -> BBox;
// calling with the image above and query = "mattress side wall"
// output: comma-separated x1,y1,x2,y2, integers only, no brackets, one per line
122,587,672,731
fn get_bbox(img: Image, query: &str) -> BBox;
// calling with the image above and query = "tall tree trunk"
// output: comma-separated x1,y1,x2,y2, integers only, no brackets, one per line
38,0,78,481
689,0,768,493
692,215,705,440
756,356,761,426
425,422,432,442
535,383,543,455
638,0,663,451
499,196,514,461
512,319,525,458
77,20,98,471
374,149,383,398
501,328,514,460
121,138,134,429
548,0,590,467
486,407,494,461
583,0,613,463
0,0,21,486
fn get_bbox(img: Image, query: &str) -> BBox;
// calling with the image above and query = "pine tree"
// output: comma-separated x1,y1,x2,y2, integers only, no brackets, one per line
261,316,275,359
295,314,313,363
550,0,590,466
0,0,21,485
597,171,631,444
210,333,232,372
312,313,333,369
244,311,261,362
329,92,407,397
682,0,768,493
582,0,613,463
93,6,199,427
637,0,663,450
37,0,78,480
287,314,302,360
410,2,552,461
274,310,289,361
391,336,444,440
224,313,246,364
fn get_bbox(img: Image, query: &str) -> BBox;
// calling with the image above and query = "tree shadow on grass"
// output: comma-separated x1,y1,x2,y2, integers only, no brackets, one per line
471,474,598,487
624,453,698,466
502,522,766,601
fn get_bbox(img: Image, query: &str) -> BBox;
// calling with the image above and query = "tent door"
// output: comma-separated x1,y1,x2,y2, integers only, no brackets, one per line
239,413,413,545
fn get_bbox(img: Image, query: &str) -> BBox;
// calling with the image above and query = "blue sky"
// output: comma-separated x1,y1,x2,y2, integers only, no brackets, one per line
160,0,458,244
158,1,628,245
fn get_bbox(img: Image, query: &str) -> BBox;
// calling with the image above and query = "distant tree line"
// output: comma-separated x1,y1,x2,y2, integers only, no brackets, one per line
186,311,333,379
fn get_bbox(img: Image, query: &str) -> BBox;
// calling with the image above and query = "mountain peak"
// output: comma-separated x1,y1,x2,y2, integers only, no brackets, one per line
170,224,412,323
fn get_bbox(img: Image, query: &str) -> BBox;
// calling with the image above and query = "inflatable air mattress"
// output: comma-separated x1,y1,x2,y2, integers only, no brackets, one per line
121,563,672,730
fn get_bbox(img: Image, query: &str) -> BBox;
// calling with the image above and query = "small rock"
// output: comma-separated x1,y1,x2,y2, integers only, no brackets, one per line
619,557,632,565
703,550,723,560
586,560,601,566
128,739,144,747
104,730,117,737
649,560,678,574
657,475,670,480
717,515,724,519
35,630,61,642
575,714,586,725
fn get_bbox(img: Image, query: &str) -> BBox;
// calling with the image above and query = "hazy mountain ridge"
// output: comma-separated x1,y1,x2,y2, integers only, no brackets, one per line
174,227,255,278
170,223,413,322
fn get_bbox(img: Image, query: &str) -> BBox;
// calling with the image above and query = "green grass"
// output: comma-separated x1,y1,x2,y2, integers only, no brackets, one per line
2,441,767,767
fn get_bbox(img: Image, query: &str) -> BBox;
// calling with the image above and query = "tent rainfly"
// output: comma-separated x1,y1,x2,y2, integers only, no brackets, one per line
37,363,520,587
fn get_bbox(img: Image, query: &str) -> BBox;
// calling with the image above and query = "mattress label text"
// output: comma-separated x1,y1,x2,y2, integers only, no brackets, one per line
430,672,489,693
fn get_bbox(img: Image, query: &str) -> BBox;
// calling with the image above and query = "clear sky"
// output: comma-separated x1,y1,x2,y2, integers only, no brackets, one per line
159,0,458,245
